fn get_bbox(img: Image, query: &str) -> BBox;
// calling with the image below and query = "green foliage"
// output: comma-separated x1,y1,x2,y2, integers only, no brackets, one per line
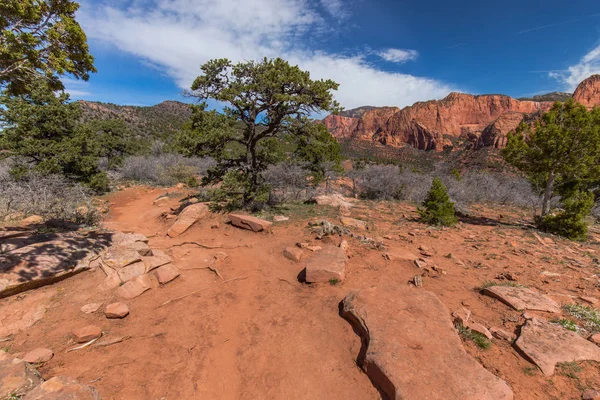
184,57,341,209
563,304,600,333
503,100,600,238
76,119,141,168
455,323,492,350
538,190,594,240
0,0,96,95
418,178,457,226
0,80,134,192
551,318,578,332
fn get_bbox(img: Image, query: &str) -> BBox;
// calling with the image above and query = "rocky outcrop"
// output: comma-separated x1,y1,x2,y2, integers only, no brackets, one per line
475,112,525,149
341,286,513,399
321,114,358,139
353,107,400,140
515,317,600,375
573,74,600,109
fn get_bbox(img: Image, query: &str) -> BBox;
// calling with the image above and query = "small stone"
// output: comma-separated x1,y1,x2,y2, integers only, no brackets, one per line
305,246,346,283
583,389,600,400
105,302,129,319
273,215,289,222
141,250,172,272
283,247,303,262
452,307,471,325
306,245,322,252
414,258,427,269
297,242,309,249
340,216,368,230
211,222,220,229
103,273,121,289
22,348,54,363
590,334,600,345
412,275,423,288
153,264,181,284
167,203,209,237
72,325,102,343
490,327,515,342
467,322,493,340
228,213,272,232
80,303,102,314
339,240,349,252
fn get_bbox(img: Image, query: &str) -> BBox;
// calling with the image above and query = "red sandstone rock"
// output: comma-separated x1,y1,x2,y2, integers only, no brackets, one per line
72,325,102,343
573,75,600,109
353,106,399,140
167,203,209,238
105,302,129,319
341,286,513,399
153,264,181,284
117,276,151,299
0,356,42,398
304,246,346,283
321,114,358,139
483,286,560,313
22,348,54,363
515,317,600,375
476,112,525,149
228,214,272,232
283,247,303,262
22,376,101,400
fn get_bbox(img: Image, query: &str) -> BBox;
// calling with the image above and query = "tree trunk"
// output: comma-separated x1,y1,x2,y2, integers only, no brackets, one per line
541,171,555,217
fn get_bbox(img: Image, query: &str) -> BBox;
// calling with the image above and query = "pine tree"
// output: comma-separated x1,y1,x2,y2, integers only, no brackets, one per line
418,178,458,226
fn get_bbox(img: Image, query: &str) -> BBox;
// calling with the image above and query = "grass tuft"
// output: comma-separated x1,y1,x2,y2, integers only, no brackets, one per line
551,318,579,332
455,323,492,350
477,280,523,291
563,304,600,333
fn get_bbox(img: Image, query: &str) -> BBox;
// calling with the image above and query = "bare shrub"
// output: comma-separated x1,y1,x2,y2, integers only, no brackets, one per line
116,154,214,186
350,164,540,210
263,163,313,203
0,166,96,224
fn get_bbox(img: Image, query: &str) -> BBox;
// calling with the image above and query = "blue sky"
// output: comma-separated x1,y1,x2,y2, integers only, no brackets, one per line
70,0,600,109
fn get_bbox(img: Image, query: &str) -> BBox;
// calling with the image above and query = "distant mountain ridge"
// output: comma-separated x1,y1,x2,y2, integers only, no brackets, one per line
322,75,600,152
78,100,192,138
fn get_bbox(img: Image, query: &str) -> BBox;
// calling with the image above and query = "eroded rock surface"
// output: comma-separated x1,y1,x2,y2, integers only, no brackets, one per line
22,376,101,400
515,318,600,375
304,246,347,283
483,286,560,313
167,203,209,237
341,286,513,400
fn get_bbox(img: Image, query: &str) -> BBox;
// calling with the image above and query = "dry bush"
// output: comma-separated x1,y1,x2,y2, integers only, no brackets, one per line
263,163,315,203
116,154,214,186
351,164,540,210
0,165,96,224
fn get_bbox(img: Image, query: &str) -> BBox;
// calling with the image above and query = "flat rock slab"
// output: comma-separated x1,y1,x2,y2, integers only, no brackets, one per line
305,246,347,283
22,348,54,364
515,318,600,375
105,302,129,319
167,203,209,237
483,286,560,313
228,214,272,232
341,286,513,400
0,356,42,398
0,232,111,299
22,376,101,400
153,264,180,284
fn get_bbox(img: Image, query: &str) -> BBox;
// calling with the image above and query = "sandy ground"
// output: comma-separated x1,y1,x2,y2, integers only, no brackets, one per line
2,186,600,399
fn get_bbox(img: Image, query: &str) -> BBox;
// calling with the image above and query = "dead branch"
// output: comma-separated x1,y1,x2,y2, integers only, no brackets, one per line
169,241,252,250
178,265,223,279
159,276,249,307
66,337,100,352
93,335,132,348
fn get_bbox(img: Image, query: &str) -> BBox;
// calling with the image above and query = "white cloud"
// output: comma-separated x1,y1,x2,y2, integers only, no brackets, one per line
79,0,455,109
549,43,600,90
62,77,92,98
320,0,346,18
378,48,419,64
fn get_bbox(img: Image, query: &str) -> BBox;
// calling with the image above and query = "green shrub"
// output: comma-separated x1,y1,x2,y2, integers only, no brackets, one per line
418,177,458,226
538,190,594,241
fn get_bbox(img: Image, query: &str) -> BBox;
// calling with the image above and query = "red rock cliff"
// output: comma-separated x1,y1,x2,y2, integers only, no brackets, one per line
321,114,358,139
573,75,600,109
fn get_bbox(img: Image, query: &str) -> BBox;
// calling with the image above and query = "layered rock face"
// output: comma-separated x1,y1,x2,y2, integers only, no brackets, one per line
475,112,525,149
321,114,358,139
322,75,600,151
573,74,600,109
